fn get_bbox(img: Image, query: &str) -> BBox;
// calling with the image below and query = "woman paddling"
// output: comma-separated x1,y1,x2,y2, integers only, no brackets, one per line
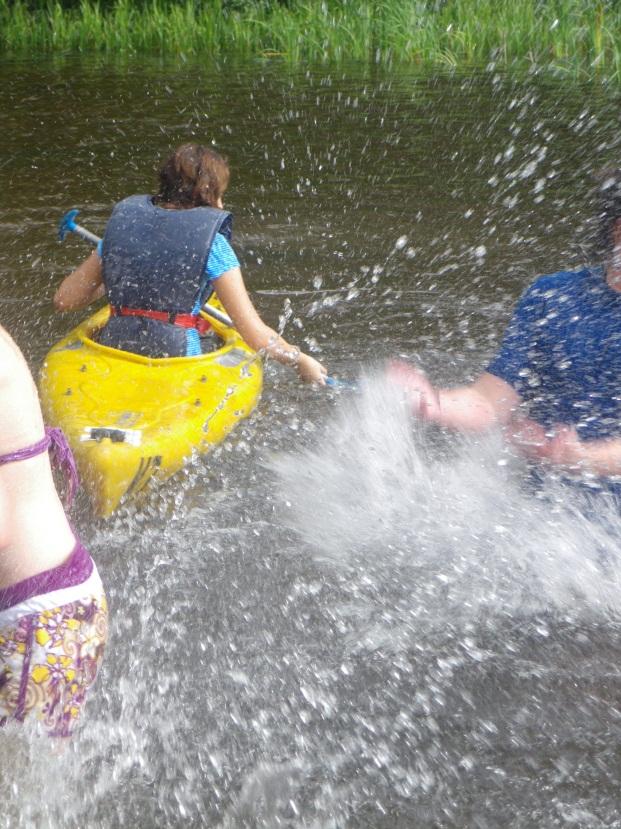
54,143,327,385
0,325,107,736
388,167,621,504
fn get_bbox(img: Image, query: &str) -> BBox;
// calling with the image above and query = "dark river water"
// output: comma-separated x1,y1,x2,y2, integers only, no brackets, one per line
2,56,621,827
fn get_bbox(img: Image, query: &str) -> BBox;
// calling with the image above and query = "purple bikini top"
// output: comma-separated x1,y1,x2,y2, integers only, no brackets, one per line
0,427,79,506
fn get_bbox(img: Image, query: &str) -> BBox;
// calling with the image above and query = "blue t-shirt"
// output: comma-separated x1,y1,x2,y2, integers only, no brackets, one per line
187,233,239,355
487,268,621,442
202,232,240,282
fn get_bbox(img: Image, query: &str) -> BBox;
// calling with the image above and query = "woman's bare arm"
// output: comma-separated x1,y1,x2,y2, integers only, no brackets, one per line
214,267,327,384
54,252,105,311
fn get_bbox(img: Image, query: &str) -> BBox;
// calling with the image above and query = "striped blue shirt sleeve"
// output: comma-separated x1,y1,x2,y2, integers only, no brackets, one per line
205,233,240,281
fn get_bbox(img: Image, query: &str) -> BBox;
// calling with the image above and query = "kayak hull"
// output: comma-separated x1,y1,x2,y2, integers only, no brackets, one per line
39,306,262,517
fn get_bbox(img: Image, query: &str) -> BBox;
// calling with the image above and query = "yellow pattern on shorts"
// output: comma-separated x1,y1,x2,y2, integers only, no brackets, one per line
0,595,107,736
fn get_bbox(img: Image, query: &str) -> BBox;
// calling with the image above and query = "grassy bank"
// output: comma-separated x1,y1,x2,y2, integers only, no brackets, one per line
1,0,620,80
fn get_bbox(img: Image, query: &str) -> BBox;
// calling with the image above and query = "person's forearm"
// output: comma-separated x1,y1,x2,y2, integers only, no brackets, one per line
388,364,519,432
214,271,300,364
54,252,104,311
212,270,325,383
55,281,105,311
233,318,300,366
262,331,302,367
434,387,507,432
576,438,621,477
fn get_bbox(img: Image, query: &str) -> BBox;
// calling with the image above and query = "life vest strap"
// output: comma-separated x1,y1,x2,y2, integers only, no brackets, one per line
110,306,211,335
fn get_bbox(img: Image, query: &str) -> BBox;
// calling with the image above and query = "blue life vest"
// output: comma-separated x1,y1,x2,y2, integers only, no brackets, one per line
99,195,232,357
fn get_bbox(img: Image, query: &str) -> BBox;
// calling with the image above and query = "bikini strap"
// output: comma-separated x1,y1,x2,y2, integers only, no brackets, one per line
0,427,79,507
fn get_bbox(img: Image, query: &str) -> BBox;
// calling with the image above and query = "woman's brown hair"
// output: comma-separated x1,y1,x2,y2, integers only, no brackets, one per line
153,143,230,209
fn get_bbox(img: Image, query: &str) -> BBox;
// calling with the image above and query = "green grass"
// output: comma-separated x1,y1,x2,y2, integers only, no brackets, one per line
1,0,620,82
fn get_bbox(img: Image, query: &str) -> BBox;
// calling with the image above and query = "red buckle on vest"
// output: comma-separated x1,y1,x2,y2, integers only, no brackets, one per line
110,306,211,335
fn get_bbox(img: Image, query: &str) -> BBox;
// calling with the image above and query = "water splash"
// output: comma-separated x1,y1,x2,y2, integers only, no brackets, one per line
271,372,621,634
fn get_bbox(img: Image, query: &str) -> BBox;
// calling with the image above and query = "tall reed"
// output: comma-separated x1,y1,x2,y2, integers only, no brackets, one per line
1,0,620,82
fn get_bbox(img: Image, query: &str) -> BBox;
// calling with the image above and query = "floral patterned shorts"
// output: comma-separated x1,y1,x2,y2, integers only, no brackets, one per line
0,565,107,737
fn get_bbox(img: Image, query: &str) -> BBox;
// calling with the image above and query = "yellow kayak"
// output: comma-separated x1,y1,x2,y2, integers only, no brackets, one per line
39,305,262,517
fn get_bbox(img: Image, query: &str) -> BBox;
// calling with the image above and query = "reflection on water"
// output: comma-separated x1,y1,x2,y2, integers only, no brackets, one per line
2,57,621,826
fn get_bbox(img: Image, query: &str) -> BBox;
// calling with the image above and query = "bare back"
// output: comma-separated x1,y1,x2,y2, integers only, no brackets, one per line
0,326,75,588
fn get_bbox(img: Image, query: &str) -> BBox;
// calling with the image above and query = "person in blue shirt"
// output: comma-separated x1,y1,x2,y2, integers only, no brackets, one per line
387,169,621,494
54,143,327,385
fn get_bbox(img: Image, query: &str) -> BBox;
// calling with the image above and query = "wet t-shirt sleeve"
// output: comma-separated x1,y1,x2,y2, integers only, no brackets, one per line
192,233,241,318
486,279,548,399
205,233,240,281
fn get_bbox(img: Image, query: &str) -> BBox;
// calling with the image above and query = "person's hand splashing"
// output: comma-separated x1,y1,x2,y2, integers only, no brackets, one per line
386,360,441,422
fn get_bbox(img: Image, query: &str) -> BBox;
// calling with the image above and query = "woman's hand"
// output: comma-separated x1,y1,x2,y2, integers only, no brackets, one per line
386,360,441,421
297,352,327,385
